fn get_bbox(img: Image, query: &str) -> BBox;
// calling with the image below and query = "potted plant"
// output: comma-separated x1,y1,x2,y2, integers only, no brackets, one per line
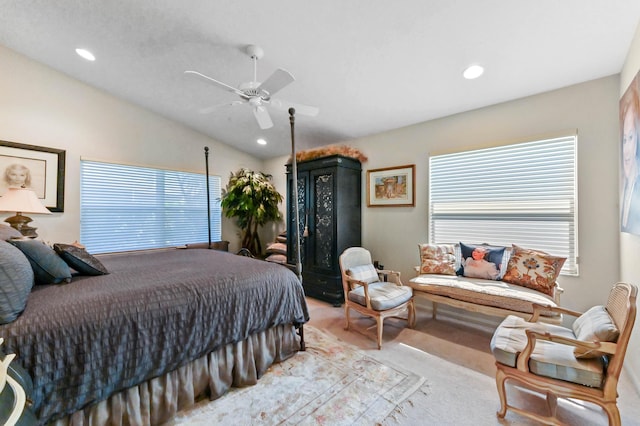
221,168,283,256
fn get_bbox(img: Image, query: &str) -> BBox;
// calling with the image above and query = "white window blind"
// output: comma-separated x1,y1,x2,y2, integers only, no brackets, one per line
80,160,221,254
429,135,578,275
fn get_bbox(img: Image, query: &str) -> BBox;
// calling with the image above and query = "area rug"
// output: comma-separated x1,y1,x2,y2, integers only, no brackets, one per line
166,326,425,425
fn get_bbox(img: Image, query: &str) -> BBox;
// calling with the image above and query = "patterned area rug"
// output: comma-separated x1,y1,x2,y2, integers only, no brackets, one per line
167,326,425,425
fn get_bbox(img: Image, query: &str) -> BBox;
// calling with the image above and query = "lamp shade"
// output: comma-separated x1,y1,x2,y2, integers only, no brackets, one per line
0,187,51,214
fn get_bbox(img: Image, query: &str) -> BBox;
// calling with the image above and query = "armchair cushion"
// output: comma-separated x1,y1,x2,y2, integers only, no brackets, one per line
347,264,380,284
348,282,413,311
572,305,619,358
491,315,606,388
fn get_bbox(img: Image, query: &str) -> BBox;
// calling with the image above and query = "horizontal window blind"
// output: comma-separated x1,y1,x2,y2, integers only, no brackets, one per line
80,160,221,254
429,136,578,275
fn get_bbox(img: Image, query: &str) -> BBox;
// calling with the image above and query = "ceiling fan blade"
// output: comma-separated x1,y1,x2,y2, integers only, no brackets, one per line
270,98,319,116
184,70,244,97
198,100,245,114
253,106,274,129
258,69,295,96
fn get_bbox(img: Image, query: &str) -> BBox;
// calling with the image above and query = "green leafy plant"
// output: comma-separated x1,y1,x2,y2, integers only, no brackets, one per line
221,168,283,255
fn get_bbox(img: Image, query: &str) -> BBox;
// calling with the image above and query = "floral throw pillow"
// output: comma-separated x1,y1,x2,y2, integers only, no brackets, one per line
501,245,566,296
418,243,456,275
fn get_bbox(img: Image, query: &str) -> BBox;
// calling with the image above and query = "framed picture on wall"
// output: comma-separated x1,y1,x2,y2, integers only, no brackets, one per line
0,140,66,211
367,164,415,207
620,71,640,235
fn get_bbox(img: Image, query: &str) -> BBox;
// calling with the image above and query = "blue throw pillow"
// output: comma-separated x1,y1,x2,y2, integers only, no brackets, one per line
53,243,109,276
458,242,506,280
8,239,72,285
0,240,34,324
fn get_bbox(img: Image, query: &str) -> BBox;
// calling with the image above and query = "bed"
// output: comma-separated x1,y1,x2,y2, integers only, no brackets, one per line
0,246,309,425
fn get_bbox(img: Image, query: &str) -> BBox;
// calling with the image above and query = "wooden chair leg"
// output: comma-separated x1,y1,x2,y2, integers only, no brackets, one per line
545,391,558,419
376,316,383,349
408,299,416,328
602,402,621,426
344,305,350,330
432,301,438,320
495,368,508,419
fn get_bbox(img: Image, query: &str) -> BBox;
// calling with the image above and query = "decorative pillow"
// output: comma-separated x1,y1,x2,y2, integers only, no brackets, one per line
265,253,287,264
501,245,566,296
572,305,619,358
347,264,379,284
458,243,505,280
8,239,72,285
53,243,109,276
266,242,287,256
418,243,456,275
0,225,22,241
0,240,34,324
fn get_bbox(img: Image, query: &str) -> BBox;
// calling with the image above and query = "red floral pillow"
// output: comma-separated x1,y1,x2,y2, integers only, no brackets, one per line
501,245,566,296
418,244,456,275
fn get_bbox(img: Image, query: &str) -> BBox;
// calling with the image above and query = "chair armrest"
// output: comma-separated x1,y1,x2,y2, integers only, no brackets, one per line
515,329,616,372
529,303,583,322
344,277,374,308
378,269,402,285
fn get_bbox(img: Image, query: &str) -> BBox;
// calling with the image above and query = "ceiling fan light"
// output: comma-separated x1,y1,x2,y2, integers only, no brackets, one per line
257,138,267,145
75,48,95,61
463,64,484,79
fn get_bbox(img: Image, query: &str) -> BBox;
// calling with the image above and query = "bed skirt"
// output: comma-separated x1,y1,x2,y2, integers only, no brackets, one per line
51,324,300,426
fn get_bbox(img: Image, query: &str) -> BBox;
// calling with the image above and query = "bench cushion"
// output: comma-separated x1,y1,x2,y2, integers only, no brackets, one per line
491,315,605,388
409,274,559,316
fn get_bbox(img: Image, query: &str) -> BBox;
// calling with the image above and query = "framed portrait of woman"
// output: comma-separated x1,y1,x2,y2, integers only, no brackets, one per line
620,71,640,235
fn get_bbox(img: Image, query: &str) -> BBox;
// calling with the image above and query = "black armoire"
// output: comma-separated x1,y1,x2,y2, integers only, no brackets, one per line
286,155,361,306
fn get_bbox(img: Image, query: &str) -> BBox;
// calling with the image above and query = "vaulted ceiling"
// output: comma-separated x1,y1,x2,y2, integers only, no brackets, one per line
1,1,639,158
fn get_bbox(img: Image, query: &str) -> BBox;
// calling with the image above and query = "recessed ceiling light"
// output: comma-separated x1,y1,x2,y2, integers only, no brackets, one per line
463,64,484,80
75,48,95,61
257,138,267,145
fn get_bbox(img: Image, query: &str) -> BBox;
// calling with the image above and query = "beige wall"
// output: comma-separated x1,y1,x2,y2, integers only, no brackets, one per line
271,75,620,310
0,45,262,253
620,21,640,392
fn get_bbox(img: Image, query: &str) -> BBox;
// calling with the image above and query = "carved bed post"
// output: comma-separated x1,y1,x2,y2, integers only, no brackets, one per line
204,146,212,249
289,108,306,351
289,108,303,284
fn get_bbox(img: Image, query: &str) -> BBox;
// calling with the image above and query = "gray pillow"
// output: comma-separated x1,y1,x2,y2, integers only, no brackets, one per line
0,225,22,241
53,243,109,275
8,239,72,285
0,240,34,324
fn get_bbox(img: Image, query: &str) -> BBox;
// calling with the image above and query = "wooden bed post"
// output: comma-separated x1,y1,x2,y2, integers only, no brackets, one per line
289,108,303,284
204,146,212,250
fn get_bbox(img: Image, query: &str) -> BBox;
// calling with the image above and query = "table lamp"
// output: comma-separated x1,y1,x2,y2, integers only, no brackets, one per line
0,187,51,238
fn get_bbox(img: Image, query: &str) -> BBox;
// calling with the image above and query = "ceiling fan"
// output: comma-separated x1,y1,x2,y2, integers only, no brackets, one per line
185,45,318,129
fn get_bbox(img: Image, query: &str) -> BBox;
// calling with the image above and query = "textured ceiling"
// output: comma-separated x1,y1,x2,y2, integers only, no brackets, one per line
0,1,639,159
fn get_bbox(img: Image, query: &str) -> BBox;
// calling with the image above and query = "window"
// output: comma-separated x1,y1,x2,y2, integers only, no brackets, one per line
80,160,221,254
429,135,578,275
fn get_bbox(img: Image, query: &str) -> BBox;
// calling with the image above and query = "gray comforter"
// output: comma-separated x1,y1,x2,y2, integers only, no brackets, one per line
0,248,309,424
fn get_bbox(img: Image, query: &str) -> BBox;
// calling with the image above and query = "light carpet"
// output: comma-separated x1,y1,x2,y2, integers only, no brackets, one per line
166,326,425,425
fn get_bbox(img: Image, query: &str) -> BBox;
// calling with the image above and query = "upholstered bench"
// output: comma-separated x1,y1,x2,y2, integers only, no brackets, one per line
409,274,563,324
409,242,566,324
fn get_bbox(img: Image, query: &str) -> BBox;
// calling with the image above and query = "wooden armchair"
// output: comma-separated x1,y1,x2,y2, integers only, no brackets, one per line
339,247,415,349
490,282,637,425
